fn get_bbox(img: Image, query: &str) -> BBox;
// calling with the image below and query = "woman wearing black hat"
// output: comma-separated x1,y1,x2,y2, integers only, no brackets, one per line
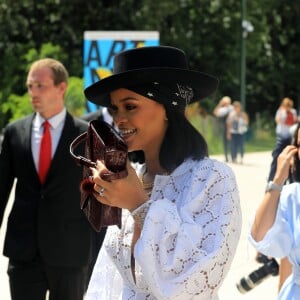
85,46,241,299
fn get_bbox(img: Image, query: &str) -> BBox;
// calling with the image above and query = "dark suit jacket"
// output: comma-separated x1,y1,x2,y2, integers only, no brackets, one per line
0,112,92,268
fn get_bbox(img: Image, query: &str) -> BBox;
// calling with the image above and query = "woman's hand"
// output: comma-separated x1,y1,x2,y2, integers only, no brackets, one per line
273,145,298,185
90,160,149,212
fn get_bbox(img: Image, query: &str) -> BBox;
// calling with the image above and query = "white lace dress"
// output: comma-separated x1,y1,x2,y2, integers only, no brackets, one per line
86,157,241,300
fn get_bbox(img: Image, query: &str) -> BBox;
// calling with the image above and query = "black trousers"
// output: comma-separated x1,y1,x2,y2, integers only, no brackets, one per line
7,257,88,300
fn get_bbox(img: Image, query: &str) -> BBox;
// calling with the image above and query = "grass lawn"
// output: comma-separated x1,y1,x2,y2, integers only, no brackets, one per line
245,130,275,153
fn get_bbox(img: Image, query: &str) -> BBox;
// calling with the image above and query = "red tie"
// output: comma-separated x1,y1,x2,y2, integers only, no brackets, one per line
38,121,52,184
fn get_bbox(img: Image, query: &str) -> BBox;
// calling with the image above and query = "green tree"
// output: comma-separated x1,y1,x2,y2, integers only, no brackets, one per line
0,41,83,123
65,77,86,117
2,94,32,122
0,0,299,128
2,76,85,124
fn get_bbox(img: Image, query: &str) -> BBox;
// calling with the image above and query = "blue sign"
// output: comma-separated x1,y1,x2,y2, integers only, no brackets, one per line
83,31,159,112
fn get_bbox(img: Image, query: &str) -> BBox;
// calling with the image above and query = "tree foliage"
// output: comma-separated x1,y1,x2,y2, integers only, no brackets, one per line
0,0,299,128
2,76,85,123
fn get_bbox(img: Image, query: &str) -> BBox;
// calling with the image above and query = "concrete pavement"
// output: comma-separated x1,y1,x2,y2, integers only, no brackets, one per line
215,151,279,300
0,151,279,299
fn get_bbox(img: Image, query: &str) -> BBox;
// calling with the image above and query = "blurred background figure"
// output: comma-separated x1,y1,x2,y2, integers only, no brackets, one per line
213,96,233,162
81,107,113,124
268,97,297,181
226,101,249,164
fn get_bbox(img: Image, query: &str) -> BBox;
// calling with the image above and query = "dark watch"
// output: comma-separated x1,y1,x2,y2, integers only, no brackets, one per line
265,181,283,192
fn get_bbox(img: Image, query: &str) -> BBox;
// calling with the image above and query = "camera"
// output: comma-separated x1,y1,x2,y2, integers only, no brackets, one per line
236,256,279,294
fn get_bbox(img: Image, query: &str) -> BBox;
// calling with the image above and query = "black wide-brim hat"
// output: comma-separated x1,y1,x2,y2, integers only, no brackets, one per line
84,46,219,109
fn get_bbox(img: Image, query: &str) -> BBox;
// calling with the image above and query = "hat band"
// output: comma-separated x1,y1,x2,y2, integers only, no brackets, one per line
128,81,194,111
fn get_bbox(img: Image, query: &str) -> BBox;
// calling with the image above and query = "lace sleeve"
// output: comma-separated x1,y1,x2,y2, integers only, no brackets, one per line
134,159,241,299
131,200,153,229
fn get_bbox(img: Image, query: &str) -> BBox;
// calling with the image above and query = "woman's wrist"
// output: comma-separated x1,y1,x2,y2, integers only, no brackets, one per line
272,175,287,187
265,181,283,193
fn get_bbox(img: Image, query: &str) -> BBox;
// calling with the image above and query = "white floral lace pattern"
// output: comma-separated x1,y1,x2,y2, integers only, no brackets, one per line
131,200,153,229
86,158,242,300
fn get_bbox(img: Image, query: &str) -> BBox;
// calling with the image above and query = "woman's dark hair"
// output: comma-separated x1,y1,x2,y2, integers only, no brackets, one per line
291,122,300,182
129,105,208,172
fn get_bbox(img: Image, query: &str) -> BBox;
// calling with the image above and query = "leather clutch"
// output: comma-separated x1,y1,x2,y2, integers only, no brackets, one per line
70,120,128,231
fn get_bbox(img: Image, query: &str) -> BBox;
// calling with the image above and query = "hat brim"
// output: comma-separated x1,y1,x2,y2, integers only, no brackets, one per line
84,67,219,107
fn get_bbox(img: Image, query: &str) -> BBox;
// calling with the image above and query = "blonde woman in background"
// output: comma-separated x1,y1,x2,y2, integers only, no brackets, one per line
226,101,249,163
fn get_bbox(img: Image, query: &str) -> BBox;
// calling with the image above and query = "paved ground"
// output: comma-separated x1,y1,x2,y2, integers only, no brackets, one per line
0,151,279,299
215,151,279,300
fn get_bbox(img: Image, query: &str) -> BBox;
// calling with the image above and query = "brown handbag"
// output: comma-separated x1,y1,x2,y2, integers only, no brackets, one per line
70,120,128,232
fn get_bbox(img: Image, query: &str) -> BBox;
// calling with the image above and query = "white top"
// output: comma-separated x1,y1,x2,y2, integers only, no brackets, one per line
86,157,242,300
215,105,233,118
31,108,66,170
227,111,248,134
275,108,297,138
249,182,300,299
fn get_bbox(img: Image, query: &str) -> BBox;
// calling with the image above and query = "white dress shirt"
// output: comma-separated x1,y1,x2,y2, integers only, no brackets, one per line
31,108,66,171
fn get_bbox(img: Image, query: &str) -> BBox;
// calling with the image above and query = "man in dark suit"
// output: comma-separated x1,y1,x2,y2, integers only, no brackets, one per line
0,58,92,300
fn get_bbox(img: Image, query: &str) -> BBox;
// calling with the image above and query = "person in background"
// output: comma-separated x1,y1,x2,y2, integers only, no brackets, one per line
80,106,113,286
0,58,92,300
268,97,297,181
213,96,233,162
249,122,300,299
226,100,249,164
81,106,113,125
84,46,241,299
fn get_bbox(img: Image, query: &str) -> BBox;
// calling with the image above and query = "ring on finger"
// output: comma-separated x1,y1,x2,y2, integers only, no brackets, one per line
99,186,105,197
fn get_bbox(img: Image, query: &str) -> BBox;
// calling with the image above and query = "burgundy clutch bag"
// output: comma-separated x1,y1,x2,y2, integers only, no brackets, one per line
70,120,128,232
